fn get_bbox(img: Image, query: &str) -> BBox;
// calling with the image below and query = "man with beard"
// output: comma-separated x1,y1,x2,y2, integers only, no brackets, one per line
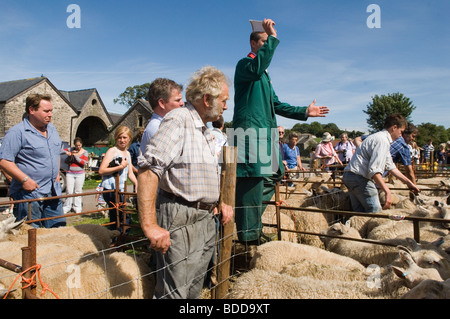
137,66,234,299
0,94,66,228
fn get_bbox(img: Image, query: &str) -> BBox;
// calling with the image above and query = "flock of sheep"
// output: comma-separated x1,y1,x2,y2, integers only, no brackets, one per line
227,172,450,299
0,172,449,299
0,221,154,299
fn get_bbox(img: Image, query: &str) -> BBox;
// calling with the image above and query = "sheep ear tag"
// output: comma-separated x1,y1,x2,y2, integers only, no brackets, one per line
391,266,407,279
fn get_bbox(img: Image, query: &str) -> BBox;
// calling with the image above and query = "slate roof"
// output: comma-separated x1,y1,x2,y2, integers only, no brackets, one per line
0,77,46,102
60,89,96,111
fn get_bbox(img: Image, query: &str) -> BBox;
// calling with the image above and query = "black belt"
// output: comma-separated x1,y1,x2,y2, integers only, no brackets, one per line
159,189,217,211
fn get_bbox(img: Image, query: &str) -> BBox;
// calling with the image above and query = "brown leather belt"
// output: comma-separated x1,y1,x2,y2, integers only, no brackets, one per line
159,189,217,212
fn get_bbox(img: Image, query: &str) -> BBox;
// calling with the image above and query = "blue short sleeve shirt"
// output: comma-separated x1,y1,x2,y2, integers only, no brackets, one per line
0,118,62,197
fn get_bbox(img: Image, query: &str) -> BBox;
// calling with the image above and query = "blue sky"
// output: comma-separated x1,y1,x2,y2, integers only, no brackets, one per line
1,0,449,133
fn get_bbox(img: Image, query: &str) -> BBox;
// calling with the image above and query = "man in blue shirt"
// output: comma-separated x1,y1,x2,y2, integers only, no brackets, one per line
390,122,418,184
0,94,66,228
139,78,184,155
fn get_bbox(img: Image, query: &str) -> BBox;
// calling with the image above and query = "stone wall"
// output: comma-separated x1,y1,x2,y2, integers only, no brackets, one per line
71,90,112,145
110,102,152,141
2,81,77,142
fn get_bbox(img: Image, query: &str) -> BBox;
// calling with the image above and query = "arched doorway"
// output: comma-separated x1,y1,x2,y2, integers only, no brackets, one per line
75,116,109,147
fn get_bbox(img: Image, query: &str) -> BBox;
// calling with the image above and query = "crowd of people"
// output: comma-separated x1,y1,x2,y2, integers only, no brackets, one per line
0,17,448,300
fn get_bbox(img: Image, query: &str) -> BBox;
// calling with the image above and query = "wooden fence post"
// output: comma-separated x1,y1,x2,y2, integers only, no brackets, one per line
213,146,237,299
275,183,282,241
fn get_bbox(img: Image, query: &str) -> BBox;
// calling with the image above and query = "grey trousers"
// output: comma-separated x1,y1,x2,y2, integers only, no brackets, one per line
153,196,217,299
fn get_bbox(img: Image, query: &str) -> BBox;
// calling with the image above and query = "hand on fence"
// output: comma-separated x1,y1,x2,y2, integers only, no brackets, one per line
216,203,234,225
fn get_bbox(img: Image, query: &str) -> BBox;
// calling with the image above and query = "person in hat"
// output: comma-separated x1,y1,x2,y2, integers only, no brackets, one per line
314,132,342,170
231,18,330,244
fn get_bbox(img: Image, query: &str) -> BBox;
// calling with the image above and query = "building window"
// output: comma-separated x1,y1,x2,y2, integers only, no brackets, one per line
137,115,143,128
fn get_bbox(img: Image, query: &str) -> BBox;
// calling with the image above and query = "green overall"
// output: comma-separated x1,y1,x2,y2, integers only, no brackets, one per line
232,35,309,242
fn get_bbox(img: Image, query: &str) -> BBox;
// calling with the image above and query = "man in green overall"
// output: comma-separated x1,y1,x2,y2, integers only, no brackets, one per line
232,18,329,244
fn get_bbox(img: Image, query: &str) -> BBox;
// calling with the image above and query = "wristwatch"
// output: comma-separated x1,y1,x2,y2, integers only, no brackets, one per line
21,176,29,183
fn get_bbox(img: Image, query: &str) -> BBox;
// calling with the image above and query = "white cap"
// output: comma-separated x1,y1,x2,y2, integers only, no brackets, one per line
249,20,264,32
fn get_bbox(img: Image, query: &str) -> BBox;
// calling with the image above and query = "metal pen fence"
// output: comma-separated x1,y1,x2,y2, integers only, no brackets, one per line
1,149,449,299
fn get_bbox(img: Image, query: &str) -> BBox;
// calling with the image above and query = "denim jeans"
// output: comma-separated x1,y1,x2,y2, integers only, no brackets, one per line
63,172,85,214
11,189,66,228
342,171,382,213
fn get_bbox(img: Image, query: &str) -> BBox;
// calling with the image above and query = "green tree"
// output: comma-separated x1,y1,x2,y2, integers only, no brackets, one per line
291,123,311,133
364,93,416,133
322,123,341,137
114,83,151,108
416,123,449,148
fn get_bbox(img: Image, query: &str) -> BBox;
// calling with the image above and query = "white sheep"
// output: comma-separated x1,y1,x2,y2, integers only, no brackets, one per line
289,207,330,248
391,249,444,289
0,221,153,299
294,172,333,193
320,222,407,266
228,269,381,299
38,251,154,299
261,210,297,243
0,242,89,299
401,237,450,280
1,250,154,299
249,240,364,273
401,278,450,299
1,223,120,255
367,219,448,243
279,259,366,282
347,215,381,238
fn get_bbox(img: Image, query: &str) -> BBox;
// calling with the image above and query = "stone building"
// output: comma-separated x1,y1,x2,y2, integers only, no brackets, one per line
108,98,153,141
0,77,77,142
0,77,153,147
60,88,114,146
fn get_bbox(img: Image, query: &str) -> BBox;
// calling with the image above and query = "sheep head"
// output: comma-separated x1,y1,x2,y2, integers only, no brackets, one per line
319,221,361,247
399,238,450,280
392,249,443,289
434,198,450,229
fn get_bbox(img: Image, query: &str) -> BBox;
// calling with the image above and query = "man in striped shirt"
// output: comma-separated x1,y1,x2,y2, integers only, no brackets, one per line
137,66,233,299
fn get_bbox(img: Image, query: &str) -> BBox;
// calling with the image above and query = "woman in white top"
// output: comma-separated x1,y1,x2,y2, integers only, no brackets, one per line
334,133,356,164
99,126,137,233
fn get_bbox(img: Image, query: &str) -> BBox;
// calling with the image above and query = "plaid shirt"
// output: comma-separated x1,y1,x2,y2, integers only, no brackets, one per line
138,103,220,204
390,136,412,166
